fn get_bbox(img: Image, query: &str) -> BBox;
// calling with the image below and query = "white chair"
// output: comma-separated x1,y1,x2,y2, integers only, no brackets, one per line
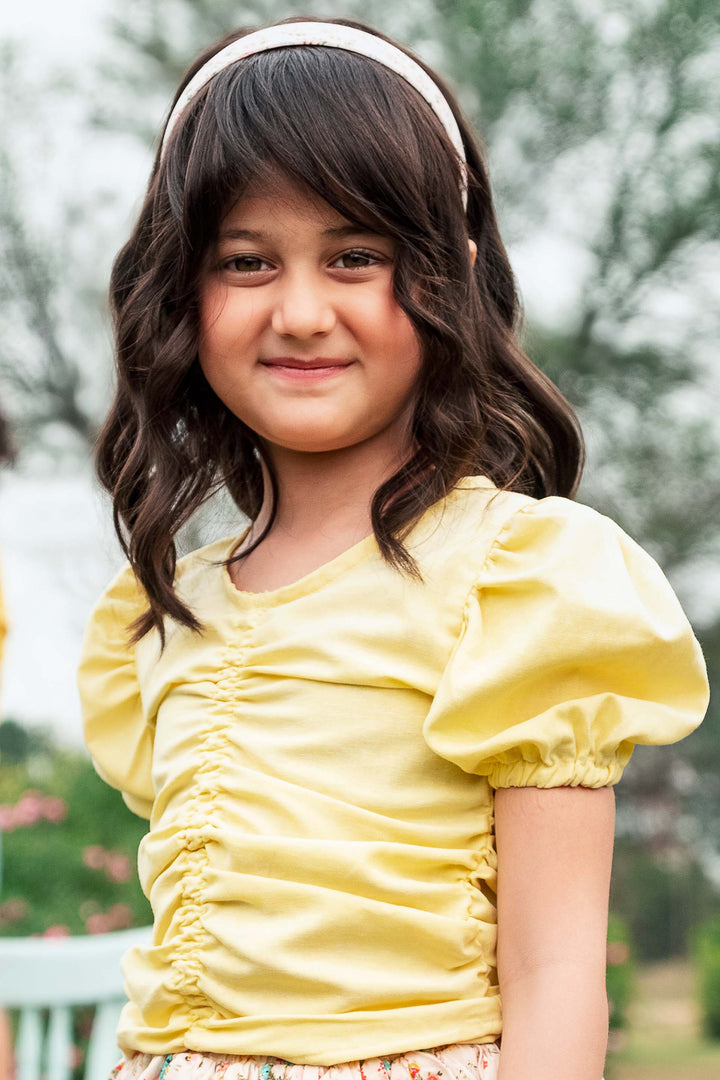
0,925,153,1080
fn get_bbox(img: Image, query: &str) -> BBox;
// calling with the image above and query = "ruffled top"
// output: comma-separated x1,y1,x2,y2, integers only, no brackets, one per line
76,476,709,1066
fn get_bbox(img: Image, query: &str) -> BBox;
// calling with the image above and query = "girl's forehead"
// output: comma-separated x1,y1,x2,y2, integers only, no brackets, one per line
217,168,395,243
222,178,366,235
227,190,337,223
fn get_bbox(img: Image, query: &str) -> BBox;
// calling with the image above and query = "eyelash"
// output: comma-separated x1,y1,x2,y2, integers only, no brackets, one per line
220,248,384,274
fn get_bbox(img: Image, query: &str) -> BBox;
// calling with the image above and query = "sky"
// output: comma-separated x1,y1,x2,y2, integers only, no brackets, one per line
1,0,106,55
0,0,716,748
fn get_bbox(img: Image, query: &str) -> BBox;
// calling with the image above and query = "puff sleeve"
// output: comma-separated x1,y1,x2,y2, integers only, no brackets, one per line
76,562,155,818
423,496,710,788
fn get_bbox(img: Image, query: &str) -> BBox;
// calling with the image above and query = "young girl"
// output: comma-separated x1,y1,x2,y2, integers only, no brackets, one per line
77,16,710,1080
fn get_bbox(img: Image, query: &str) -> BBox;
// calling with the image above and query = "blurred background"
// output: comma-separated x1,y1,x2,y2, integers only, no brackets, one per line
0,1,718,1078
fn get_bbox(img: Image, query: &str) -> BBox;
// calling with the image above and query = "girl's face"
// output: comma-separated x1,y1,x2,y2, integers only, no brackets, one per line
197,173,423,459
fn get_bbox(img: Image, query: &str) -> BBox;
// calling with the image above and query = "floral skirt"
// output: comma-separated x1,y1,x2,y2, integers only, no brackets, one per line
110,1042,502,1080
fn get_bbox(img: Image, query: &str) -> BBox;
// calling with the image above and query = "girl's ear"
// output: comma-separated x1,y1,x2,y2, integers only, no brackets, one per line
468,239,477,268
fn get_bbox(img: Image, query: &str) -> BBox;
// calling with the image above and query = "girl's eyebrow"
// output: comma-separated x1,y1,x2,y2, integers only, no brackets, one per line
218,224,380,241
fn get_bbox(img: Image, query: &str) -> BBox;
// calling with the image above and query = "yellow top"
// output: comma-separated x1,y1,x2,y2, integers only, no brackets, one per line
77,475,710,1066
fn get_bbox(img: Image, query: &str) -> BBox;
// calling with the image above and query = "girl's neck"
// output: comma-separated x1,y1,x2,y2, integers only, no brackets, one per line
252,430,416,545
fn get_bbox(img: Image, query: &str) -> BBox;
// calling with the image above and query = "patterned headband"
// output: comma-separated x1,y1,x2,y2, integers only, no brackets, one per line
160,21,469,210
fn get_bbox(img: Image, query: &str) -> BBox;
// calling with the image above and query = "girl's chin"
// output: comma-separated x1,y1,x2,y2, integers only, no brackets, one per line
250,425,369,454
267,437,364,454
238,410,365,449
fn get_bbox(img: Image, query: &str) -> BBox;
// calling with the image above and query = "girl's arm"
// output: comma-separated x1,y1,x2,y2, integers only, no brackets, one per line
494,785,615,1080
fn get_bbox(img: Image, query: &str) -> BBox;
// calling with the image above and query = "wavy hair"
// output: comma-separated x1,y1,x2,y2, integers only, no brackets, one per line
97,14,585,646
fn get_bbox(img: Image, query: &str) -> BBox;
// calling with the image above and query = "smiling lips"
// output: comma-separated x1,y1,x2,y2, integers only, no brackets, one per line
260,358,354,381
261,358,354,369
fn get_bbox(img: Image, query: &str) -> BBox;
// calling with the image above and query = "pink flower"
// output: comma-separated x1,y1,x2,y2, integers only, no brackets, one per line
0,792,67,830
43,925,71,938
86,913,111,934
41,796,67,822
70,1046,85,1068
14,794,43,826
0,898,29,923
606,942,629,965
83,845,108,870
106,853,132,883
108,904,132,929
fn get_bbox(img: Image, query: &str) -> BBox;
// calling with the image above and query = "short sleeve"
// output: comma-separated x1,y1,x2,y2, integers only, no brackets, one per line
76,563,155,818
423,496,710,788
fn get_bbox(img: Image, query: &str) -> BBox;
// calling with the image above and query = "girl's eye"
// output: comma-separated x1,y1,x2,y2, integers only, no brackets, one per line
332,249,383,270
223,255,270,273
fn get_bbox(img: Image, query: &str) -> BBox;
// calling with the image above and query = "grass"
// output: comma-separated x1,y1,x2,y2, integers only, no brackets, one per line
604,957,720,1080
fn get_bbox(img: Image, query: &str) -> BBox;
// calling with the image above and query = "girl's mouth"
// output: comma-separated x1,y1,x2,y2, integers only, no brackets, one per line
260,361,354,381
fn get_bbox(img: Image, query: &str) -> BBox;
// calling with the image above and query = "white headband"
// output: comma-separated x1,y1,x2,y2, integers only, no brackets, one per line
160,21,469,210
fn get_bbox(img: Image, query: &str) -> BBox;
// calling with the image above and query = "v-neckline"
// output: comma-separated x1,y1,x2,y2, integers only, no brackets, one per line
221,524,380,607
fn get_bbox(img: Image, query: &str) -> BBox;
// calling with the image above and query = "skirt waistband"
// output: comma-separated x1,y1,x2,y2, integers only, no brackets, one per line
112,1041,503,1080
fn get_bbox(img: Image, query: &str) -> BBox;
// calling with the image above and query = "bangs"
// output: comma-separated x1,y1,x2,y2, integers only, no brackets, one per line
165,45,464,255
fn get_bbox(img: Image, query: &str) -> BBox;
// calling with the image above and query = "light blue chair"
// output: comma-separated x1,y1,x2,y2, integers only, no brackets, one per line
0,925,153,1080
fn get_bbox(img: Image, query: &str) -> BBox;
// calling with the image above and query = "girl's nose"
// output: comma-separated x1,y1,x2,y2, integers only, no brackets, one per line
271,273,337,338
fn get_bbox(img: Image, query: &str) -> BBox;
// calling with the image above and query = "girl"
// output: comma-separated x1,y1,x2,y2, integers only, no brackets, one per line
77,15,710,1080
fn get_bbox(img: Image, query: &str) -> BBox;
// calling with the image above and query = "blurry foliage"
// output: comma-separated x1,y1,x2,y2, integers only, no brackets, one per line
0,717,54,765
0,719,152,936
692,915,720,1040
606,911,633,1030
611,836,720,963
0,44,105,454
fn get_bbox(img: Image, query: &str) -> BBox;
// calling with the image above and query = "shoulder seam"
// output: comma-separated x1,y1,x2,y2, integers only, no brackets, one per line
469,494,623,594
466,490,537,595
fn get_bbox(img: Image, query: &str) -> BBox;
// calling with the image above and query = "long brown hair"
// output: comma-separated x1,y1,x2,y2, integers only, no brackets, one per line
97,14,585,647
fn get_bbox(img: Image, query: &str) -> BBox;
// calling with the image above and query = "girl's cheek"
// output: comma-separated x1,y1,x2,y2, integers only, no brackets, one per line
198,279,230,337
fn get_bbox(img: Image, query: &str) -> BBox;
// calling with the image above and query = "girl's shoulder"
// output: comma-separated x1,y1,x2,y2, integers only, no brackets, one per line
174,532,238,597
440,474,669,577
412,474,624,589
84,532,238,622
